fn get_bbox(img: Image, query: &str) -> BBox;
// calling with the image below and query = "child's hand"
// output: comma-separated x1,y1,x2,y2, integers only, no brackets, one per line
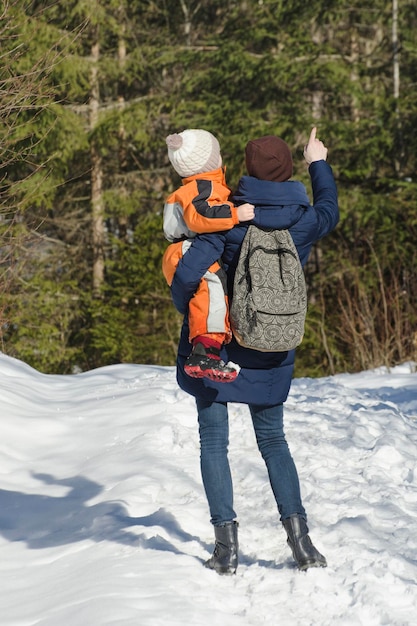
237,203,255,222
303,127,328,164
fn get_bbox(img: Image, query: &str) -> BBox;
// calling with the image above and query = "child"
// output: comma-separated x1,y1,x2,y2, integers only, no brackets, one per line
162,128,254,382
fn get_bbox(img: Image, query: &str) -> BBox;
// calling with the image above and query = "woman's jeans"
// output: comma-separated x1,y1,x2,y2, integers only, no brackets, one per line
196,398,306,526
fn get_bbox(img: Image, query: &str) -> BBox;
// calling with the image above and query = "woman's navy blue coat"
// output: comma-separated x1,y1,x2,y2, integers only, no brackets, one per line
170,160,339,406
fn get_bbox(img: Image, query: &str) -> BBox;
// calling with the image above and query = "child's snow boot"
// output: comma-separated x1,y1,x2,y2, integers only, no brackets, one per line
204,521,239,575
282,514,327,570
184,342,239,383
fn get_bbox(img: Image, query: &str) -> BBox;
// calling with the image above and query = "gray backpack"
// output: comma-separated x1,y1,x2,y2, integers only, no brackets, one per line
230,225,307,352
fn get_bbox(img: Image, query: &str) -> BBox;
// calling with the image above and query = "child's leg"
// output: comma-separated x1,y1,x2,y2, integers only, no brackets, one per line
162,240,187,286
185,265,238,383
188,262,231,345
162,241,231,344
163,241,238,382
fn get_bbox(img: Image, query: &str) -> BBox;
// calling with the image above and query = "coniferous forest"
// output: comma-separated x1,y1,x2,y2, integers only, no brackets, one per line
1,0,416,376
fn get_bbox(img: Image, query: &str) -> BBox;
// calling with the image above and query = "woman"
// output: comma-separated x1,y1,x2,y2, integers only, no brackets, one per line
168,127,339,574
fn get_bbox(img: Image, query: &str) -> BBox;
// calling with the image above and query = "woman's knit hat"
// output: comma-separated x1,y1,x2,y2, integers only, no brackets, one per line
166,129,222,178
245,135,293,182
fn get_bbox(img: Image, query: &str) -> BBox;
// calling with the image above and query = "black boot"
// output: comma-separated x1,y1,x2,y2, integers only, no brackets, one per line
204,521,239,575
282,514,327,570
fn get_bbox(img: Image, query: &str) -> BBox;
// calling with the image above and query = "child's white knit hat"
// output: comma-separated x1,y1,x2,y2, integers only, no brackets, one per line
166,129,222,178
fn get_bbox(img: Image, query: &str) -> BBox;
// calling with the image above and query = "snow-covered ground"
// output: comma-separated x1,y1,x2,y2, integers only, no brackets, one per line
1,353,416,625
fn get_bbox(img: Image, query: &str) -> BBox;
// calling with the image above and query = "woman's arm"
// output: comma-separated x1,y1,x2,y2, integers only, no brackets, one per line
170,232,226,314
307,160,339,238
303,126,339,237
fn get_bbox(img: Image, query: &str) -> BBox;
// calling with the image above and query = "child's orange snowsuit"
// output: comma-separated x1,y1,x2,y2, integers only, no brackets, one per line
162,167,239,344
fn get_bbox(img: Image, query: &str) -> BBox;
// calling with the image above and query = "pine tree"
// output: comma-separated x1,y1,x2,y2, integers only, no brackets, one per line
2,0,417,374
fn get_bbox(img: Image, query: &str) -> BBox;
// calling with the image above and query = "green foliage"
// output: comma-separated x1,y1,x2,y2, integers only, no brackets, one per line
84,212,181,368
2,0,417,377
303,183,417,375
2,276,82,374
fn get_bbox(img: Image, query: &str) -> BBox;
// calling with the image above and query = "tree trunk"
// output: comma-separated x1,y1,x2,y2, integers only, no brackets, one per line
117,15,129,242
392,0,403,175
90,37,105,295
